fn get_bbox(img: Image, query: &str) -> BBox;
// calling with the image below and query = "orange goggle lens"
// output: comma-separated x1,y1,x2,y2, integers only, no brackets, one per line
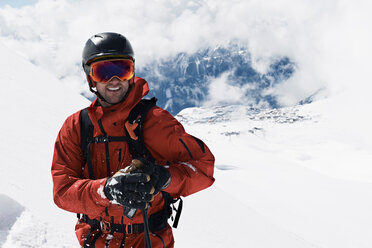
90,59,134,84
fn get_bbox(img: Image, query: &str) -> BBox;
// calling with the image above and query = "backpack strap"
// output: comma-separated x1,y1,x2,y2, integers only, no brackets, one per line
124,97,157,162
80,108,95,180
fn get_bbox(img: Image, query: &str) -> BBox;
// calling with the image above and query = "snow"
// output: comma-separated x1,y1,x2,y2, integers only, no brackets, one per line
0,39,88,247
97,185,107,200
179,162,197,172
0,194,24,245
174,101,372,248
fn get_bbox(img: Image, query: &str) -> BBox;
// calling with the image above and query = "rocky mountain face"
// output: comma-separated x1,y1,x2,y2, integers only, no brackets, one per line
137,43,295,115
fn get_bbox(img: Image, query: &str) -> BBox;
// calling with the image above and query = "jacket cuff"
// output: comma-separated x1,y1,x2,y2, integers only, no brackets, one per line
91,178,111,207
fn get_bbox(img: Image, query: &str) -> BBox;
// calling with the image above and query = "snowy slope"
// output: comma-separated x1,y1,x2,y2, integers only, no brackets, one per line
1,38,372,248
176,102,372,247
0,40,89,247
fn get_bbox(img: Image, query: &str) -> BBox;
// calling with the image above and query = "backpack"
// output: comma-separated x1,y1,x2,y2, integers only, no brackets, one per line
79,97,182,228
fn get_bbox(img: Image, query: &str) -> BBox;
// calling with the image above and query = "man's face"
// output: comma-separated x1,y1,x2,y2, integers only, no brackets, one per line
95,76,130,107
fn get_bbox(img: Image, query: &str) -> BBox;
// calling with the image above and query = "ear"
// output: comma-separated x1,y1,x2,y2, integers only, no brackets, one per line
86,75,96,88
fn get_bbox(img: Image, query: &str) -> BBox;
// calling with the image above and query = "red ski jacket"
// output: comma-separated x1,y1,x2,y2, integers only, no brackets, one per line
51,77,215,247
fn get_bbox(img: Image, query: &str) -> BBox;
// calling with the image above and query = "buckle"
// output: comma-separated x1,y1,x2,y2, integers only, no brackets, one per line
100,220,111,234
94,136,109,143
126,223,133,234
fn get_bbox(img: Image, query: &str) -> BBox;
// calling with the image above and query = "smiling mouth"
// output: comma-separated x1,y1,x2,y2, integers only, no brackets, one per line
107,87,120,91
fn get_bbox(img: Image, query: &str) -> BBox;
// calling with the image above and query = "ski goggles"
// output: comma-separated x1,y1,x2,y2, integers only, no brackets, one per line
89,59,134,84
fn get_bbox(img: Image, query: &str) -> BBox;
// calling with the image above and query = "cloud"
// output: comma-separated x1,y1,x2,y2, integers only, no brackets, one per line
0,0,371,109
203,71,256,107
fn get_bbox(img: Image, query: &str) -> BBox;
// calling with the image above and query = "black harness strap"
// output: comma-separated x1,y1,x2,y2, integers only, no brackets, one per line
82,210,168,234
171,197,183,228
86,143,95,180
161,191,183,228
97,119,111,177
83,228,101,248
94,136,129,142
90,231,101,248
80,109,95,179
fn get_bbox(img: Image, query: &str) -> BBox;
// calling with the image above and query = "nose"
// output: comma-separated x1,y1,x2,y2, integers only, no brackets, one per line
106,76,122,85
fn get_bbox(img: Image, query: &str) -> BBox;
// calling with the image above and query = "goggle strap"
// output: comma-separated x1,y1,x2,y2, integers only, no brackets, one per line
88,55,133,65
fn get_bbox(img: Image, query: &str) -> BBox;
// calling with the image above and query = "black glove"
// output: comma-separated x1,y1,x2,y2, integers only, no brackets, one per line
104,172,154,209
138,158,171,196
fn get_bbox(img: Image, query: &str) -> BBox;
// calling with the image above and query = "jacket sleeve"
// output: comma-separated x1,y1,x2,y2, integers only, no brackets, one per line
143,107,215,198
51,113,110,218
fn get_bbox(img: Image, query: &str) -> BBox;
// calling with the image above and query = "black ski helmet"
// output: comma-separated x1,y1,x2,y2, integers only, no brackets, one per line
82,32,134,67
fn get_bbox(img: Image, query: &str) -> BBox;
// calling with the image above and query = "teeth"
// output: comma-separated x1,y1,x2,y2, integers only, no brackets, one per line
108,87,120,91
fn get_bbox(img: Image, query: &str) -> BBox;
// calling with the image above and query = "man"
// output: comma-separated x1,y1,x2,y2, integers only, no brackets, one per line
51,32,215,248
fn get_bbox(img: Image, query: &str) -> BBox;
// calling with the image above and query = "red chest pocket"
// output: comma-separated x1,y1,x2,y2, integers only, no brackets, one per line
82,142,133,179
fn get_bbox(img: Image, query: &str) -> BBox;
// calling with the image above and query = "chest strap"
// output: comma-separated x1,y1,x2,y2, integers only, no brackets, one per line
82,207,168,235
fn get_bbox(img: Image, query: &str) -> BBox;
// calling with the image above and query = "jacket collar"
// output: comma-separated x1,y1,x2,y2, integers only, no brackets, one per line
87,77,150,125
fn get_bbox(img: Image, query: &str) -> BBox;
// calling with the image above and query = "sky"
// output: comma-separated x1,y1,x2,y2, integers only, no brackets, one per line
0,0,37,8
0,0,371,109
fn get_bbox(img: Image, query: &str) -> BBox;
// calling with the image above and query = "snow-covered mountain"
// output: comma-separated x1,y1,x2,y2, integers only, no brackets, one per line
135,43,296,114
1,39,372,248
